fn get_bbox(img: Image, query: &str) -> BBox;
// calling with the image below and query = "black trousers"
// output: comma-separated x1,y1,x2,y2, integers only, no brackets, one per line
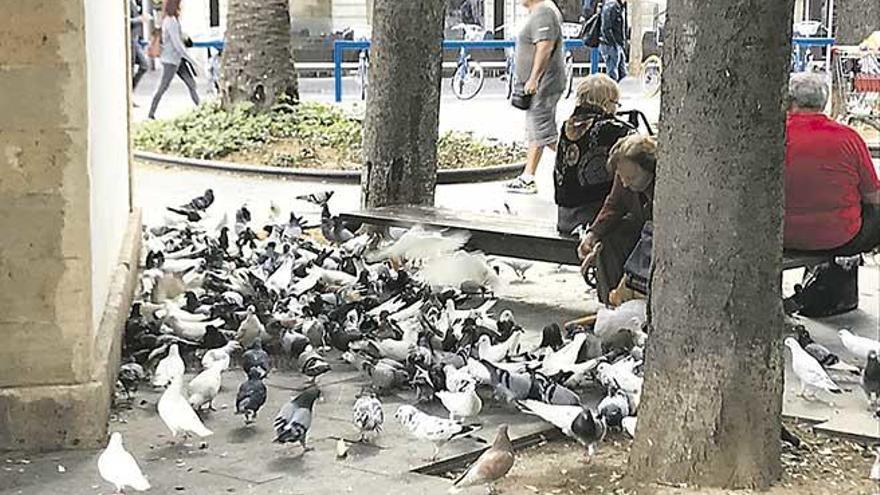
594,217,643,304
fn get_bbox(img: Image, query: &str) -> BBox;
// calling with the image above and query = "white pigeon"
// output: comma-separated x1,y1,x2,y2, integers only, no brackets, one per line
518,400,606,457
158,375,213,439
621,416,638,439
236,306,268,348
201,341,240,371
558,357,606,388
420,251,501,290
838,329,880,362
784,337,843,401
267,256,295,294
163,315,222,342
436,384,483,421
370,225,470,262
394,405,484,460
541,333,588,376
594,300,646,341
187,362,223,411
596,359,643,396
445,364,477,391
477,332,523,363
97,432,151,494
152,344,184,387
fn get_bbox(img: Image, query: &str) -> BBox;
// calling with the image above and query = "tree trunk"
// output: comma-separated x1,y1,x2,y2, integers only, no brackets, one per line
220,0,299,111
361,0,446,208
627,0,794,490
835,0,880,45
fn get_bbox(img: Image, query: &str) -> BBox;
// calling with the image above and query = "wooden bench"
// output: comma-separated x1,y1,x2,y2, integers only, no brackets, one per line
341,205,832,270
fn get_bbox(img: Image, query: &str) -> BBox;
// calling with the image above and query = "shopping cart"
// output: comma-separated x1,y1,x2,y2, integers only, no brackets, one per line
832,46,880,135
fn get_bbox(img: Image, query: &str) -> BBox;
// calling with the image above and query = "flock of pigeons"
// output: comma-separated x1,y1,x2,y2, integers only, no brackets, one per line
96,188,880,494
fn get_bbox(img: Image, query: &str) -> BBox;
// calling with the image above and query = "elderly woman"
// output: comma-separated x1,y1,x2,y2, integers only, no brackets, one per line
578,134,657,304
784,73,880,255
554,74,632,234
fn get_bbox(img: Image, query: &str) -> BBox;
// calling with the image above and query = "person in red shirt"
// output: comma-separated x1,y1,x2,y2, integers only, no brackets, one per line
784,73,880,254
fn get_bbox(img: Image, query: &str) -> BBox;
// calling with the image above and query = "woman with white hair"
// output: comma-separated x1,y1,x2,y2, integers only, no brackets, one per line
554,74,632,234
784,72,880,255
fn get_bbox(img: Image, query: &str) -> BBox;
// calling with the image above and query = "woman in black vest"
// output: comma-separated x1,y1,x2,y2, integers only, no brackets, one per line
554,74,632,235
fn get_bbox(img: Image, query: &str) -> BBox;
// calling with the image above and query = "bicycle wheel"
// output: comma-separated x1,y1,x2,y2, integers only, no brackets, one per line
641,54,662,98
451,61,484,100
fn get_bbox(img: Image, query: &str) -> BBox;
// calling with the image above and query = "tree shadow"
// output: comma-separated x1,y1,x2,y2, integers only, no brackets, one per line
227,425,260,444
266,451,306,472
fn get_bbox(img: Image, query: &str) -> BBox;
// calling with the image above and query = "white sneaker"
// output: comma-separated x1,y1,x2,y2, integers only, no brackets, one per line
506,177,537,194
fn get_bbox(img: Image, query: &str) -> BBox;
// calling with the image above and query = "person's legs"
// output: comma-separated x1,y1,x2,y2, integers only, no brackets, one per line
599,43,620,81
616,44,628,80
508,90,562,193
176,61,201,106
132,44,149,90
148,63,178,119
593,219,643,304
825,204,880,256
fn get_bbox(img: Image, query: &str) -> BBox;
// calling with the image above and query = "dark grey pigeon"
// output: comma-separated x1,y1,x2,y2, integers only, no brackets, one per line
273,388,322,450
478,359,534,403
242,338,270,378
863,350,880,406
236,367,267,425
796,325,840,367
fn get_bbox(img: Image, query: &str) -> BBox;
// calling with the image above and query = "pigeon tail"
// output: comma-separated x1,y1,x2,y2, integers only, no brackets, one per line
274,422,307,444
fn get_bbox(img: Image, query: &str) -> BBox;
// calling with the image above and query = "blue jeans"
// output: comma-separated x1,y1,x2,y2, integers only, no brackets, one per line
599,43,627,82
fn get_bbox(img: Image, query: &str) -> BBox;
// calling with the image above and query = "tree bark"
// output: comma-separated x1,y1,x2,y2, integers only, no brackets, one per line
361,0,446,208
627,0,794,490
835,0,880,45
220,0,299,111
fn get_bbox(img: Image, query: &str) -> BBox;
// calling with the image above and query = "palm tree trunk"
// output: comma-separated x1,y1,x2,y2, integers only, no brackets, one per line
220,0,298,111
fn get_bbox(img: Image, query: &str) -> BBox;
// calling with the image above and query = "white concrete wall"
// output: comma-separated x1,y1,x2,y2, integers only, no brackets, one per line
85,0,132,330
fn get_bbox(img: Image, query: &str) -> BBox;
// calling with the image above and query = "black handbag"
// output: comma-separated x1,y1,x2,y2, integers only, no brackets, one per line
623,221,653,294
582,4,602,48
510,90,533,110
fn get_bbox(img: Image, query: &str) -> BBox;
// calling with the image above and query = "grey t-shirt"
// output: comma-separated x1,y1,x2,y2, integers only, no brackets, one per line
515,1,566,94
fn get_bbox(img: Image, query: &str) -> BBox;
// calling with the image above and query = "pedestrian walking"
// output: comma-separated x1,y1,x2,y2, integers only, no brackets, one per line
147,0,200,120
599,0,627,82
506,0,567,195
129,0,149,90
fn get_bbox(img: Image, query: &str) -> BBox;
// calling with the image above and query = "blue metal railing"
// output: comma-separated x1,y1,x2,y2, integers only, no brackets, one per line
332,39,600,102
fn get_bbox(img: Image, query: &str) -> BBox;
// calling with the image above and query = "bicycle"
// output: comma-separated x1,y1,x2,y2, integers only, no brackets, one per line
450,23,488,100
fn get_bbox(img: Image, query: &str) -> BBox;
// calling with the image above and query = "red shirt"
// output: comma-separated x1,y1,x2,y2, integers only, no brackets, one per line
784,112,880,250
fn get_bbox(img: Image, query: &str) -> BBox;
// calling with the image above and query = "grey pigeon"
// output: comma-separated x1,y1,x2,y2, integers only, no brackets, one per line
862,350,880,407
518,400,606,457
242,338,270,378
597,387,631,429
297,345,331,384
450,424,515,493
297,190,334,206
795,325,840,367
236,366,267,425
352,388,384,442
273,388,322,451
476,359,535,404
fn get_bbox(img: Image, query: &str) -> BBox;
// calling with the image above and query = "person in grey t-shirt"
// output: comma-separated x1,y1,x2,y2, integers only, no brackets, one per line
507,0,566,195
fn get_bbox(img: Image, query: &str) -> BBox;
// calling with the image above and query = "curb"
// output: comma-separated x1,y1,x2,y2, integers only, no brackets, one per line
133,150,523,184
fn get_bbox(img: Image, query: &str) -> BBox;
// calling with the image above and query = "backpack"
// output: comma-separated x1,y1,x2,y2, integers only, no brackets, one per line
784,256,860,317
623,221,653,294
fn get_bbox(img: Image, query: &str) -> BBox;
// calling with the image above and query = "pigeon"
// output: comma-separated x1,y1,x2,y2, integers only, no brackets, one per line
297,190,334,206
539,323,564,351
178,188,215,212
201,340,240,371
157,375,213,439
235,366,267,425
117,362,146,399
236,306,268,348
97,433,151,494
477,331,523,363
152,344,184,387
541,333,588,376
370,225,470,263
394,405,486,460
597,387,631,429
449,424,515,493
273,388,322,451
784,337,843,401
794,325,840,367
352,388,384,442
470,359,535,404
242,338,270,378
862,350,880,407
536,377,582,406
621,416,637,438
297,345,332,384
436,383,483,421
187,361,223,411
518,400,606,457
839,329,880,362
780,425,802,448
871,448,880,484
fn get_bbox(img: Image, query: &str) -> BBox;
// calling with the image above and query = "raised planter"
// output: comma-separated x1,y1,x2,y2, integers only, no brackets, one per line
133,150,523,184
